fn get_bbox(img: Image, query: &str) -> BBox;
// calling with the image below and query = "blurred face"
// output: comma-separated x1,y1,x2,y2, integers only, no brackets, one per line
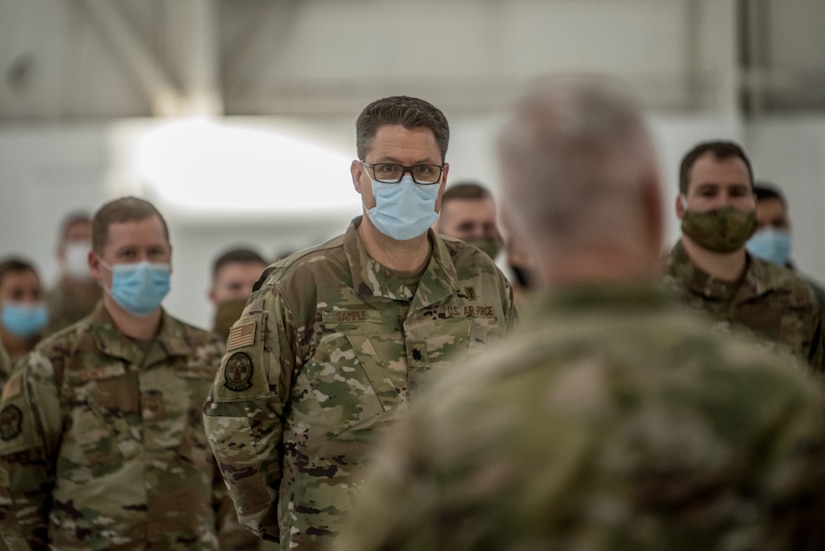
350,124,450,213
755,197,790,231
677,153,754,217
438,197,500,241
89,216,172,289
0,269,42,306
62,221,92,247
210,262,266,305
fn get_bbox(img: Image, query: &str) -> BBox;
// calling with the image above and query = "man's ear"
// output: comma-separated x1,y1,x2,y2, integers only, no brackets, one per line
675,194,686,220
88,250,102,280
351,160,364,193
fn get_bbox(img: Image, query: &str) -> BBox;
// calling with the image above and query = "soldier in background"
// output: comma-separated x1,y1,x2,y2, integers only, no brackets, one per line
334,75,825,551
663,140,823,371
44,212,102,335
209,247,267,340
0,257,48,386
435,181,503,260
747,182,825,332
0,197,240,549
204,95,517,550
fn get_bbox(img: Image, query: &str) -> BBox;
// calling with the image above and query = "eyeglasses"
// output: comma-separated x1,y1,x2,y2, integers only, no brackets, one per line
360,162,444,185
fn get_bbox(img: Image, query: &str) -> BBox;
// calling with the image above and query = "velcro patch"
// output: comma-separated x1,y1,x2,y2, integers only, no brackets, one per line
1,373,21,402
224,352,254,392
0,405,23,441
227,321,256,351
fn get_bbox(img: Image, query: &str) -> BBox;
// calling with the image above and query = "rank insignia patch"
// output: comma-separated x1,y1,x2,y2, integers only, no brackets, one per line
224,352,254,392
0,405,22,441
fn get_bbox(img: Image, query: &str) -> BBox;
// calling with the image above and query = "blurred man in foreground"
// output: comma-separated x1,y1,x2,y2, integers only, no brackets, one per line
334,75,825,551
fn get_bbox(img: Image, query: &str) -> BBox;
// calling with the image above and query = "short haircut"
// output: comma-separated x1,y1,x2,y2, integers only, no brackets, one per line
678,140,754,195
442,182,494,204
753,182,786,206
356,96,449,162
0,257,38,287
497,74,655,242
91,197,169,255
58,211,92,241
212,247,267,280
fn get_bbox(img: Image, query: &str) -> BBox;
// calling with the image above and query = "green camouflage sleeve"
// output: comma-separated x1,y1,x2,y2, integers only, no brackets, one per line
203,286,294,542
0,352,63,548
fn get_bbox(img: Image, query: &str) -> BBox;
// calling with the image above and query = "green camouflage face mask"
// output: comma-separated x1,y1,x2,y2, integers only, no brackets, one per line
681,205,757,253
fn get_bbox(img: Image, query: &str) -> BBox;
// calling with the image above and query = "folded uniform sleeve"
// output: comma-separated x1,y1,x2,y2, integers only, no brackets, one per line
204,287,296,542
0,351,63,549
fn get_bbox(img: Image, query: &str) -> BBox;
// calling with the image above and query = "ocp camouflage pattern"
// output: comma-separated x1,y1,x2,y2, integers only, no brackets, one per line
0,303,240,550
663,240,824,371
335,283,825,551
203,217,517,551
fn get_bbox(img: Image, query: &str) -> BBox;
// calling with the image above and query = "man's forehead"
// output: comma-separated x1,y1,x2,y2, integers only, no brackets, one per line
443,197,496,217
216,261,266,281
105,217,168,245
65,222,92,241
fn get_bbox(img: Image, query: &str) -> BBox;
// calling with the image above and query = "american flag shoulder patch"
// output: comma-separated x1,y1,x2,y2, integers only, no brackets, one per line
227,321,256,351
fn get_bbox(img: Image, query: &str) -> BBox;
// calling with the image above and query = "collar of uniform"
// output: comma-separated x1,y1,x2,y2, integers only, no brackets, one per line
90,302,191,365
522,280,672,321
345,217,459,306
668,240,747,301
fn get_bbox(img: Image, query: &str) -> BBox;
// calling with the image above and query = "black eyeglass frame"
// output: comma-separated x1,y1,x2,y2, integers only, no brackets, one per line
360,161,445,185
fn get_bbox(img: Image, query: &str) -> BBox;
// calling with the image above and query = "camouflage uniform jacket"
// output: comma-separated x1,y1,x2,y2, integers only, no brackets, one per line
0,344,11,391
663,240,823,371
0,303,229,550
335,283,825,551
203,217,517,551
44,280,102,336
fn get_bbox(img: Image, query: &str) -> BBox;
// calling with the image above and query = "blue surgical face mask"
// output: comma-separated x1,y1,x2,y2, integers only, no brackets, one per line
746,227,792,266
2,302,48,338
101,260,171,316
365,175,440,241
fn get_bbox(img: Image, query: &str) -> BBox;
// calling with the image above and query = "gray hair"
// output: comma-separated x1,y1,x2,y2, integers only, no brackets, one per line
497,74,657,250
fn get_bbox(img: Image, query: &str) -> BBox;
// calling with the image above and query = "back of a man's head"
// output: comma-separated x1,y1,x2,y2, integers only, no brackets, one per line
497,74,660,274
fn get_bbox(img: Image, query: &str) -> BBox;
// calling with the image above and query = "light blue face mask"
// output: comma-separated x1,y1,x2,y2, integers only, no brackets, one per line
365,175,440,241
2,302,48,338
102,260,171,316
746,228,792,266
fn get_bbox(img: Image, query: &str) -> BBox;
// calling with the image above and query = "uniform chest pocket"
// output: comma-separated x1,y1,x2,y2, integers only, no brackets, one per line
299,324,399,438
414,316,496,373
63,363,143,468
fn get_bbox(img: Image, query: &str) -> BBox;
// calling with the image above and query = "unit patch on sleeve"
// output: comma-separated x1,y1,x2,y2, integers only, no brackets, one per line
224,352,254,392
0,405,23,441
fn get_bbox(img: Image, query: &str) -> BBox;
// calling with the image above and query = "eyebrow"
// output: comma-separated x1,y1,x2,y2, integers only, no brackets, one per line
372,156,440,165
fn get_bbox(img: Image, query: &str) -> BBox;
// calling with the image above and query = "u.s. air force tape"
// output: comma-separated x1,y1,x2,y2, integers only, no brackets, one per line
224,352,254,392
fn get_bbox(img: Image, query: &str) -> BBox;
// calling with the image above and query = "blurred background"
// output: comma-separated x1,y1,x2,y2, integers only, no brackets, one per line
1,0,824,328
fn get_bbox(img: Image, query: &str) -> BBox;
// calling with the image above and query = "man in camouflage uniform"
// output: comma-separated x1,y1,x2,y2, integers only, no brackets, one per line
663,140,823,371
44,212,102,335
333,75,825,551
0,197,244,550
203,95,517,550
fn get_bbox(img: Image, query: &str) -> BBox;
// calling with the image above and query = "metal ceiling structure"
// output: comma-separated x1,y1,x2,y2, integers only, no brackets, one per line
0,0,823,121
